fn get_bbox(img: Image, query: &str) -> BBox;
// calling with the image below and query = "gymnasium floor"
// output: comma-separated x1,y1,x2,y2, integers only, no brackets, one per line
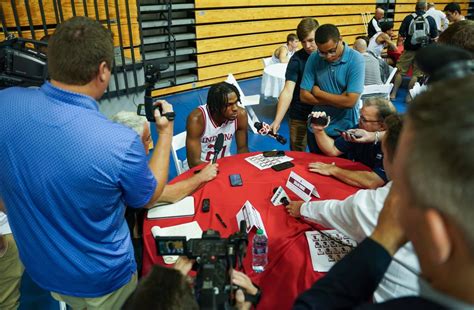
18,76,408,309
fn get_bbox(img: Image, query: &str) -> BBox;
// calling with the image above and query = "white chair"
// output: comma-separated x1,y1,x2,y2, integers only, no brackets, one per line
225,73,261,133
262,57,273,67
385,67,398,85
171,131,189,175
362,83,394,100
361,12,372,35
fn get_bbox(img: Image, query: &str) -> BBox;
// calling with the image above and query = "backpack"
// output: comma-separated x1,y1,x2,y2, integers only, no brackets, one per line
408,13,430,46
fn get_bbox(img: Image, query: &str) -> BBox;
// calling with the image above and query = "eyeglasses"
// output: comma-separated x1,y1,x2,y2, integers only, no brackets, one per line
359,115,381,123
318,41,339,57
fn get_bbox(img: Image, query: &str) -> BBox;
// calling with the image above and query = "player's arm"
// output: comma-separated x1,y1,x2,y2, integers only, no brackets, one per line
158,163,218,203
235,107,249,154
186,109,206,168
277,46,290,63
271,81,296,133
378,33,397,51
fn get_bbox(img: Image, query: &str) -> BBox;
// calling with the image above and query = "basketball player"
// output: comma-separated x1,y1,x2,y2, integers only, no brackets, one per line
186,82,249,168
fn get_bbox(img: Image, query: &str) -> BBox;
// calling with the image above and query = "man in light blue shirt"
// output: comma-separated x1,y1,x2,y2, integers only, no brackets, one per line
300,24,365,154
0,17,174,309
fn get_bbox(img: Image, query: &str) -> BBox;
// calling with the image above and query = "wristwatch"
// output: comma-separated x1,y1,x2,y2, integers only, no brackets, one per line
162,111,176,121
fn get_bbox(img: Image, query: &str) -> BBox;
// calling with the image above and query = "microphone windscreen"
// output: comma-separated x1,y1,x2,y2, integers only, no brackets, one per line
214,133,224,152
254,122,263,131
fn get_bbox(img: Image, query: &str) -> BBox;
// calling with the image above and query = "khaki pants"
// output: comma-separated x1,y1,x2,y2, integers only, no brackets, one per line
289,118,308,152
51,273,137,310
0,234,24,310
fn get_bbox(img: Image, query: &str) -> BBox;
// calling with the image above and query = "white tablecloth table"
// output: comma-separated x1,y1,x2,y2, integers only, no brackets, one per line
260,63,288,98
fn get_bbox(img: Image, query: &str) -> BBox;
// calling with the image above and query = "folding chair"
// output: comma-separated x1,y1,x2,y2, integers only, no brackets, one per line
171,131,189,175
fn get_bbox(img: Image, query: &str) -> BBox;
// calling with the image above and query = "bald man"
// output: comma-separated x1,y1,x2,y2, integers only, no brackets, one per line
353,38,383,85
368,7,384,38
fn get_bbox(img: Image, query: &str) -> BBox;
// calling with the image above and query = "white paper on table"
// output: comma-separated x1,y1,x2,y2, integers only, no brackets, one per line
236,201,267,237
286,171,320,202
151,221,203,264
147,196,195,219
244,153,294,170
305,230,357,272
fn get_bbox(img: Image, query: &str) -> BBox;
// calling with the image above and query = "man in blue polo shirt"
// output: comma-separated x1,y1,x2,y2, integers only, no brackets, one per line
0,17,174,308
300,24,365,154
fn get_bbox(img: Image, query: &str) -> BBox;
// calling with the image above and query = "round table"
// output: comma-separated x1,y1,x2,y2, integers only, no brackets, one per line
260,63,288,98
142,151,368,310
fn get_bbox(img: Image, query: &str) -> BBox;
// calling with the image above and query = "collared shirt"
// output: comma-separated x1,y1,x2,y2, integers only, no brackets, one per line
0,82,157,297
286,48,314,121
300,182,421,302
361,52,383,85
301,43,365,136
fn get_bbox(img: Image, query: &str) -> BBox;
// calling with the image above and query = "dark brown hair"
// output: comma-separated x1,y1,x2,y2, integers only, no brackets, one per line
438,20,474,55
296,18,319,42
122,265,198,310
48,16,114,85
383,114,403,162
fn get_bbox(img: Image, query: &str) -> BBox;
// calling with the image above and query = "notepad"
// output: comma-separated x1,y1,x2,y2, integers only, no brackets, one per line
151,221,203,264
147,196,195,219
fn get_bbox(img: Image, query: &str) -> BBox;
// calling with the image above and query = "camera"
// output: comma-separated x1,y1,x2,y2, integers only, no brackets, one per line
310,115,328,126
138,60,175,122
155,221,249,310
0,37,48,89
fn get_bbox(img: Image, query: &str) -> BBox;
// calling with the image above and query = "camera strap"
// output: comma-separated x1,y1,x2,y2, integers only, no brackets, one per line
244,284,262,306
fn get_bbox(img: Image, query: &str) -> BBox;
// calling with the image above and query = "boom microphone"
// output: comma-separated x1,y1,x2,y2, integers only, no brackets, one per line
254,122,287,145
212,133,224,163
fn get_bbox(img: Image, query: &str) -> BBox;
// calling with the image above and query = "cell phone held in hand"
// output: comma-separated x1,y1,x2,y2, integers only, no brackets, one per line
229,174,243,187
271,161,295,171
310,115,328,126
262,150,285,157
334,128,362,139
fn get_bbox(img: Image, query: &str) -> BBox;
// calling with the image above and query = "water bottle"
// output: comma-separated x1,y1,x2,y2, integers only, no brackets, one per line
252,229,268,273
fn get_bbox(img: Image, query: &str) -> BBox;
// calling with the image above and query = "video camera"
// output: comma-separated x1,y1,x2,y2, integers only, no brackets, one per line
155,221,249,310
137,60,176,122
0,37,48,89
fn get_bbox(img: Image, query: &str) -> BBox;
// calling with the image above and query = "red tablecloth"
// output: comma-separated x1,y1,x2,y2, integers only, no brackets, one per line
142,151,368,309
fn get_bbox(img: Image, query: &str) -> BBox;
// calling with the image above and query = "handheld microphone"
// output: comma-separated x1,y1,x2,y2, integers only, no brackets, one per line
212,133,224,163
272,187,290,206
254,122,287,145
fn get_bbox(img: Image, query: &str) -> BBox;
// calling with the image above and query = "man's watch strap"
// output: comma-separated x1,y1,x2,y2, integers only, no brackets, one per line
244,286,262,306
162,111,175,121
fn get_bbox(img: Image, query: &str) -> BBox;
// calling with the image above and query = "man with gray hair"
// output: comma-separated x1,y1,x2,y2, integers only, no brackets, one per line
111,111,218,203
308,97,396,189
294,75,474,309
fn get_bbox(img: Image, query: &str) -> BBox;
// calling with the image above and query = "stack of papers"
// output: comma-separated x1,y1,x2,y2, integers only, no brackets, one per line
147,196,195,219
151,221,203,264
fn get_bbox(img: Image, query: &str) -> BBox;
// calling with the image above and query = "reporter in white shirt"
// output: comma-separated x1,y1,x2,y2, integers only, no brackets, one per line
286,115,421,302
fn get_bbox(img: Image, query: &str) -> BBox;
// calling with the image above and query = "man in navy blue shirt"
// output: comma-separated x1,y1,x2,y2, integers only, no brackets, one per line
0,17,174,308
308,97,395,189
300,24,365,154
270,17,319,151
390,2,438,101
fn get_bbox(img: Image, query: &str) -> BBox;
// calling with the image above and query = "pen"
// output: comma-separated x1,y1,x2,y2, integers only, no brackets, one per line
215,213,228,229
